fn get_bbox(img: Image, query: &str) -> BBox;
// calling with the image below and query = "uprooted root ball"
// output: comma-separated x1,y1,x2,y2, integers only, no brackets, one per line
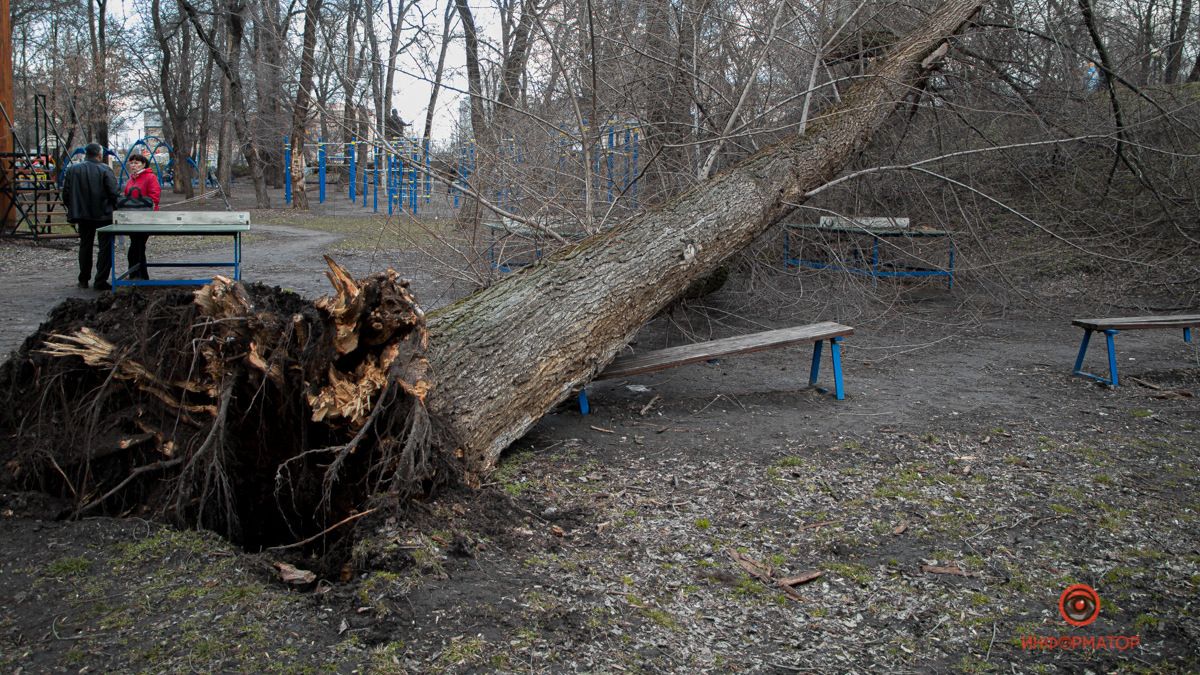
0,257,458,564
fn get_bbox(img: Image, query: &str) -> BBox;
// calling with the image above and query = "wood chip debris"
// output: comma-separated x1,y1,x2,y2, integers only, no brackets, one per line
919,563,977,577
273,561,316,586
893,521,908,535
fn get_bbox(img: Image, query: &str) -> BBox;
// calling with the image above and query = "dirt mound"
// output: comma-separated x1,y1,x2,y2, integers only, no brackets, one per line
0,259,457,565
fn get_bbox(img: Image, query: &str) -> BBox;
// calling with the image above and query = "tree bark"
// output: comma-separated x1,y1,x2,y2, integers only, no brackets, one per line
424,0,985,474
290,0,323,210
182,0,271,208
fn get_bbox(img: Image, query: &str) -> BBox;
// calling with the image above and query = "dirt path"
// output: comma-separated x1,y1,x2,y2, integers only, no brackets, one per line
0,223,343,356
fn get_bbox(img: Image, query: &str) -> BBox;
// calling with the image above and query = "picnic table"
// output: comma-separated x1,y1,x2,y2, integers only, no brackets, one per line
783,218,955,288
98,211,250,288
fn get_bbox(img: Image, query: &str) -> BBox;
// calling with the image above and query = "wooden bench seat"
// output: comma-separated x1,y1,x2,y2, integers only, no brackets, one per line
579,321,854,414
1071,314,1198,386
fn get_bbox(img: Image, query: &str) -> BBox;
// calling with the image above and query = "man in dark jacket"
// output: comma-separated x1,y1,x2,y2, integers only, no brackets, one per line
61,143,120,290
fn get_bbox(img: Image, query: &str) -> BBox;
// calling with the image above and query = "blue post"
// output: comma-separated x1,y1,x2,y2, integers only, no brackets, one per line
606,125,615,203
830,337,845,400
424,138,432,205
809,340,824,386
318,138,326,204
631,130,640,208
623,126,631,195
1104,329,1119,387
362,149,369,208
578,388,590,415
1185,328,1192,343
410,139,419,214
348,139,356,202
283,136,292,205
373,147,380,212
387,153,394,215
948,240,956,289
1073,329,1093,374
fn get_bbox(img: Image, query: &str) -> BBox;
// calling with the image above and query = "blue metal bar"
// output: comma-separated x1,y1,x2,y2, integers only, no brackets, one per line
283,136,292,205
348,139,356,201
578,388,590,415
387,155,394,215
1073,329,1093,374
631,131,640,209
1105,329,1119,387
373,148,380,212
830,337,845,400
1185,328,1193,343
318,139,326,204
809,339,823,386
947,240,955,289
234,233,241,280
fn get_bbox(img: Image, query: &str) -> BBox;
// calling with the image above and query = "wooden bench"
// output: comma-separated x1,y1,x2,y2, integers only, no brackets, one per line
578,322,854,414
1071,315,1199,386
98,211,250,288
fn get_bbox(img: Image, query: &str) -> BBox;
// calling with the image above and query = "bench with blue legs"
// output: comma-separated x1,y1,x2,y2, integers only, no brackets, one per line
1071,315,1200,386
578,322,854,414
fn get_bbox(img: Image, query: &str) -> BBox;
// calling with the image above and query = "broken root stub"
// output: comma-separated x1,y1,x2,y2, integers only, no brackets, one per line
0,259,457,565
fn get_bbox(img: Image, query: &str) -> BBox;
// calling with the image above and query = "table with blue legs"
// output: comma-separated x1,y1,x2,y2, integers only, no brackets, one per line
783,222,955,288
98,211,251,287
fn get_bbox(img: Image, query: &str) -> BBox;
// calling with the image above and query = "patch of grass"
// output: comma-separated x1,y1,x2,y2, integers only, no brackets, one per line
115,527,214,567
434,635,488,671
1049,503,1075,515
44,555,92,577
694,517,711,530
641,606,680,631
970,592,989,607
1130,408,1154,418
1133,613,1162,633
826,562,872,586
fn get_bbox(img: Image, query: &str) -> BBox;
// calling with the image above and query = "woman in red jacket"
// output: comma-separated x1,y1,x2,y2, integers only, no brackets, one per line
123,154,161,280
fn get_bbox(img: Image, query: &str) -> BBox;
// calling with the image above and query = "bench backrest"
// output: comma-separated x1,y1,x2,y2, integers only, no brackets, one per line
113,211,251,226
819,215,909,229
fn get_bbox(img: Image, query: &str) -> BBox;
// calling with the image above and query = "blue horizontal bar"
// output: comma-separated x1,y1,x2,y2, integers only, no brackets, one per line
114,279,221,287
142,262,238,268
785,257,950,277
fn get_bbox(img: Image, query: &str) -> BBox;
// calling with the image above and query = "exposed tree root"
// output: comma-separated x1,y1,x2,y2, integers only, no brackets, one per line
0,258,457,568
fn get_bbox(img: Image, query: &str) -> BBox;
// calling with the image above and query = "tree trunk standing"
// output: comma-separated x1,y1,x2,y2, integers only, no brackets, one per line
87,0,109,146
337,0,361,146
1164,0,1193,83
422,2,455,143
252,1,286,189
152,4,197,200
454,0,487,141
195,49,215,191
423,0,985,473
182,0,270,207
290,0,323,210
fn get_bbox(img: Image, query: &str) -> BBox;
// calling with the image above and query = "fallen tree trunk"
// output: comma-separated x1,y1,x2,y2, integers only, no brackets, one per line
426,0,984,473
0,0,982,557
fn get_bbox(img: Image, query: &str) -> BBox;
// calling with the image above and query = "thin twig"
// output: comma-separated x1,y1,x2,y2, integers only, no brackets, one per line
266,507,379,552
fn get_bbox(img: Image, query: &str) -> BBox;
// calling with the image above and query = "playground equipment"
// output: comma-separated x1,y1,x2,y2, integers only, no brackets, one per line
454,121,641,214
283,136,432,213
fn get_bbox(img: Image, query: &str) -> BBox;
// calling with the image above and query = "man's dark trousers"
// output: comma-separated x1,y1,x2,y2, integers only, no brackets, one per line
77,220,113,286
